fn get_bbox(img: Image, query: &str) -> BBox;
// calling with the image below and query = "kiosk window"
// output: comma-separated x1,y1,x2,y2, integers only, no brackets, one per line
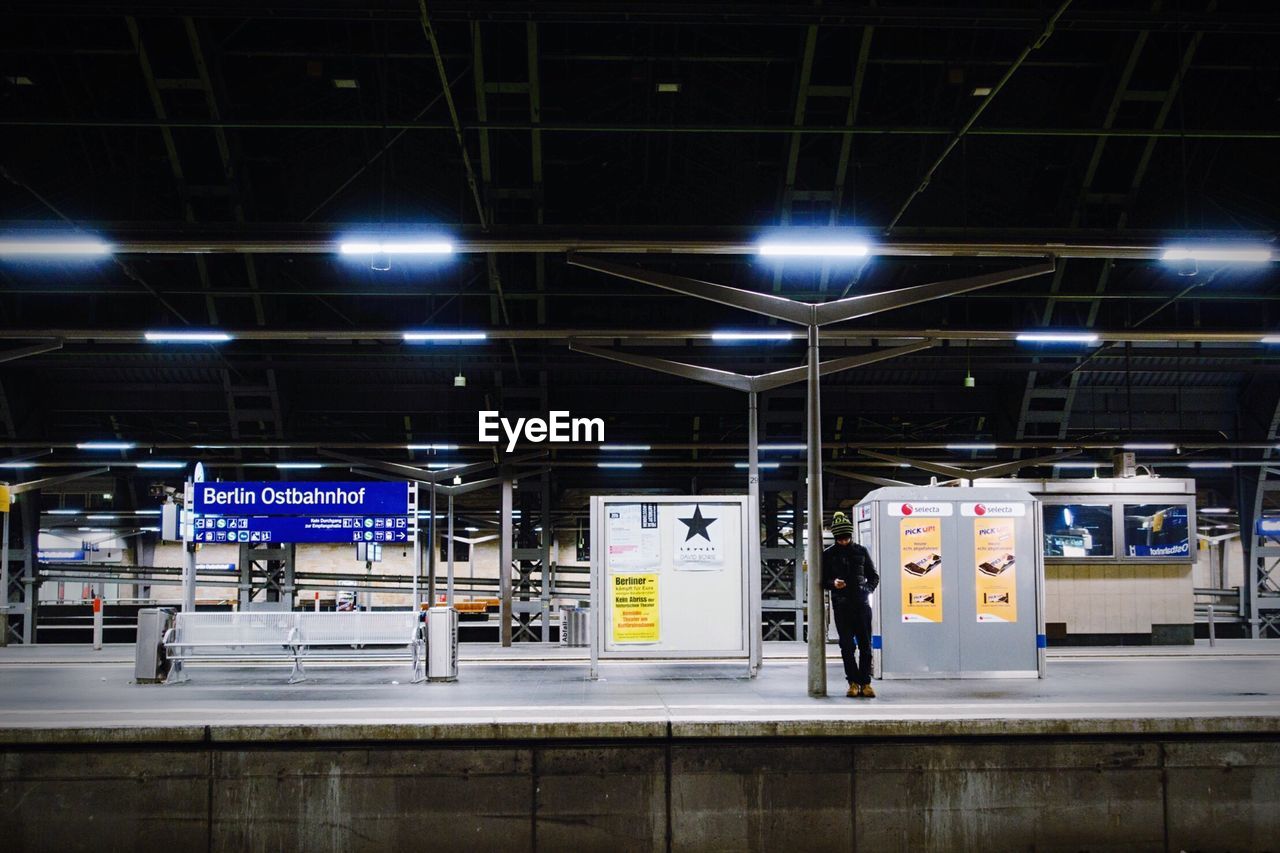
1043,503,1114,557
1122,503,1190,558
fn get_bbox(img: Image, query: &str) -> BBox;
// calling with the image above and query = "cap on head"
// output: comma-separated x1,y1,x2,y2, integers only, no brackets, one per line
831,511,854,538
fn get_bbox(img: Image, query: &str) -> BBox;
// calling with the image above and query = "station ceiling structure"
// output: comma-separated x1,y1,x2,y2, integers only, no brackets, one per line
0,0,1278,524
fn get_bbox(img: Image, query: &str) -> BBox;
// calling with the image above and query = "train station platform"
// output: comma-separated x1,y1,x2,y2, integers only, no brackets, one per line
3,641,1278,850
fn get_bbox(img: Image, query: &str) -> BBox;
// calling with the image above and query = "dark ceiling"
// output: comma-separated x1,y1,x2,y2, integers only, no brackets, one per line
0,0,1278,514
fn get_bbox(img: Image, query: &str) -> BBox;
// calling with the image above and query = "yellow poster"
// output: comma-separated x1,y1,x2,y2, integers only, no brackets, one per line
975,518,1018,623
899,518,943,623
611,572,659,643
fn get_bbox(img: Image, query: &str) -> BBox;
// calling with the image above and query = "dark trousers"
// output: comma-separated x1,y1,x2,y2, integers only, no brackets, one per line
832,596,873,685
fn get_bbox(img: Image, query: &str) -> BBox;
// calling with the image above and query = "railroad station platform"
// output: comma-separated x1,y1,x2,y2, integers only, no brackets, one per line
2,641,1278,850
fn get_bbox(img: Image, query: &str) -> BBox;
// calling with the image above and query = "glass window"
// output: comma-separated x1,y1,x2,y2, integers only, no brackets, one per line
1042,503,1114,558
1122,503,1190,558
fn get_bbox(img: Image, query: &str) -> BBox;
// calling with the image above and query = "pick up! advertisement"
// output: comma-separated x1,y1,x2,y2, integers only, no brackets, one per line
899,518,943,623
974,518,1018,623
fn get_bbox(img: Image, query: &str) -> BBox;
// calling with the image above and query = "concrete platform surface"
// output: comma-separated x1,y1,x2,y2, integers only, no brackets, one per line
1,642,1278,742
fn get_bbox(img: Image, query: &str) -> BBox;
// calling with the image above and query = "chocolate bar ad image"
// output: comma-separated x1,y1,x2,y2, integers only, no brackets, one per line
984,592,1011,604
977,554,1016,576
903,554,942,576
909,592,936,605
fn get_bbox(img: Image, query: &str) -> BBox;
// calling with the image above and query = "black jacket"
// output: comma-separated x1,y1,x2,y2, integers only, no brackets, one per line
821,541,879,602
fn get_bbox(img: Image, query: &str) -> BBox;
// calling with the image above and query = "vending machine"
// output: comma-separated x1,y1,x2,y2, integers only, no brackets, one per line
854,486,1045,679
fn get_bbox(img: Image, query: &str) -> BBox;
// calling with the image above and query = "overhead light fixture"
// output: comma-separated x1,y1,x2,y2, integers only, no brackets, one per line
406,443,458,450
655,82,681,93
735,462,780,469
1261,336,1280,344
598,462,643,469
5,75,34,86
971,86,993,97
759,443,806,451
275,462,322,470
600,444,650,451
332,78,359,89
403,332,488,342
86,514,118,520
0,238,112,258
135,461,186,469
1015,332,1100,344
453,475,462,485
1199,507,1234,514
711,331,796,341
134,510,161,515
47,509,81,515
757,242,870,258
464,526,479,532
144,331,232,343
947,443,996,451
1123,443,1176,451
339,240,453,256
1052,462,1102,468
1161,246,1271,263
76,441,136,451
425,463,454,470
454,372,467,388
1187,461,1233,469
0,461,34,468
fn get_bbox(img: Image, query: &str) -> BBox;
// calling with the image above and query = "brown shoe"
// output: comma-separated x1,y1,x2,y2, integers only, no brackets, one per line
859,682,876,699
846,683,860,698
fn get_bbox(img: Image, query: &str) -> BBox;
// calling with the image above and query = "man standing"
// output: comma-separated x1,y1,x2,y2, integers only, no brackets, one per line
822,511,880,698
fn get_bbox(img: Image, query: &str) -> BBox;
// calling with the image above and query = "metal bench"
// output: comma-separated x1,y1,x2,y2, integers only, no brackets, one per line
164,610,424,684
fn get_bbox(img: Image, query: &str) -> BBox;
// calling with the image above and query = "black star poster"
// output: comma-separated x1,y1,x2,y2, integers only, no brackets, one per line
673,503,724,569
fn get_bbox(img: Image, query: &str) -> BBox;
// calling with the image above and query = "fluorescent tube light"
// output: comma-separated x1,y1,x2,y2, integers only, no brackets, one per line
1123,443,1176,451
340,241,453,255
735,462,780,469
0,239,112,257
0,461,34,468
402,331,487,342
759,443,806,451
711,331,796,341
135,461,186,469
598,462,642,469
1261,336,1280,344
1187,461,1233,469
1052,462,1102,468
600,444,650,451
275,462,322,469
1199,507,1234,514
406,443,458,450
1161,247,1271,263
426,463,454,470
86,514,118,520
758,242,870,258
1016,332,1100,344
144,331,232,343
76,441,136,450
47,509,81,515
947,443,996,451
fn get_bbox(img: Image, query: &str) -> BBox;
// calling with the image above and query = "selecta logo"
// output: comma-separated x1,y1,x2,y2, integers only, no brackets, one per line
960,502,1025,517
974,504,987,516
888,502,953,517
901,503,913,515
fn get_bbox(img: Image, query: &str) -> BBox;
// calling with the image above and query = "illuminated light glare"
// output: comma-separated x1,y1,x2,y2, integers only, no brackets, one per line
759,443,806,451
1199,507,1234,514
1188,462,1234,469
1161,247,1271,263
0,461,34,468
275,462,322,469
144,331,232,343
86,514,118,520
406,443,458,450
135,461,186,469
134,510,161,515
710,331,796,341
1052,462,1102,468
757,242,870,258
947,443,996,451
47,509,81,515
600,444,650,451
1261,336,1280,344
598,462,643,469
77,441,136,450
1015,333,1100,344
0,239,112,257
425,463,454,470
339,240,453,256
402,332,487,342
735,462,780,469
464,526,479,532
1124,443,1176,451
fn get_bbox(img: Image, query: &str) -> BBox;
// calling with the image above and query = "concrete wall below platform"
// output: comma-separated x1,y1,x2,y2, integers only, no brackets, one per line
3,734,1277,852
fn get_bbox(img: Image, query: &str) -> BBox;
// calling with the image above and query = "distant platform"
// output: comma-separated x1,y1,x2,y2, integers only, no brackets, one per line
1,640,1278,743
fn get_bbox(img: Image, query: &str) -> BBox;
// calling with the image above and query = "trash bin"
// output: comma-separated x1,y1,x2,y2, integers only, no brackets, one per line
560,604,590,647
427,605,458,682
134,608,174,684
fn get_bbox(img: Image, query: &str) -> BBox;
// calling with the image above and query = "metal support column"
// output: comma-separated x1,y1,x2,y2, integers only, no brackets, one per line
1,495,10,647
805,323,826,697
446,493,455,606
747,391,763,674
427,483,437,606
500,477,513,646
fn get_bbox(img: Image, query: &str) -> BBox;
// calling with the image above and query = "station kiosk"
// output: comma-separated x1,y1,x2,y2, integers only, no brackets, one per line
854,486,1046,679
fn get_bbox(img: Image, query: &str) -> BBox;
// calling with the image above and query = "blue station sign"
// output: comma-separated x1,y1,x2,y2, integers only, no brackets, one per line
191,515,415,544
192,481,414,516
